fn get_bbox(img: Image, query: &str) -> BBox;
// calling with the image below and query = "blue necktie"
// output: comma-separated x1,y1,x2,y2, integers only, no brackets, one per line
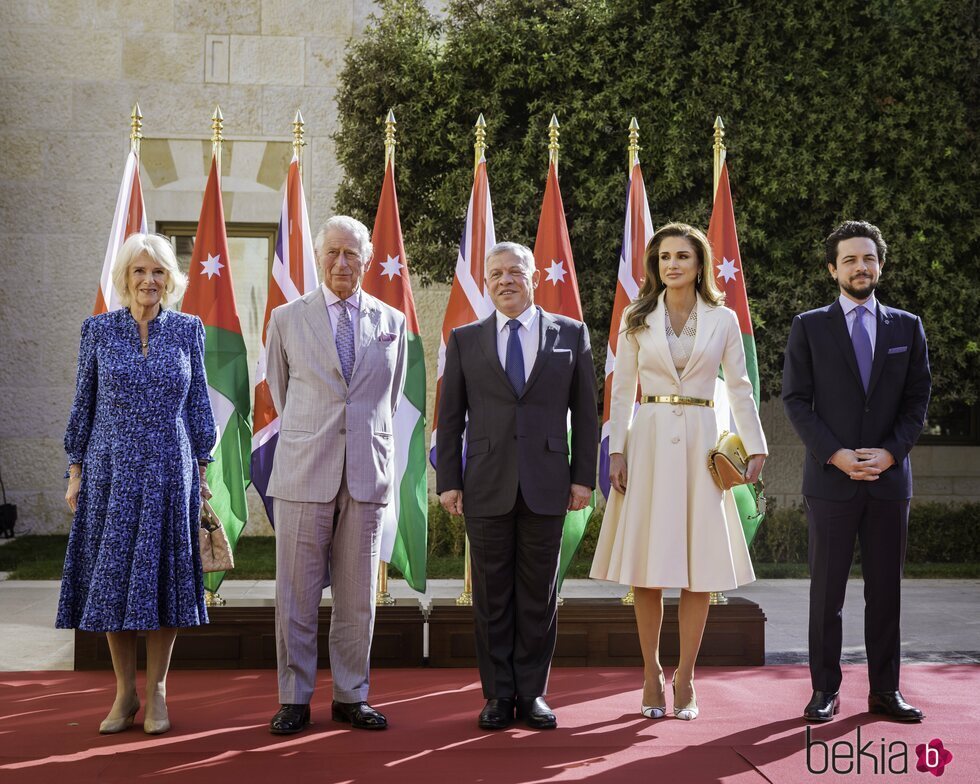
335,302,355,384
505,319,525,395
852,305,873,392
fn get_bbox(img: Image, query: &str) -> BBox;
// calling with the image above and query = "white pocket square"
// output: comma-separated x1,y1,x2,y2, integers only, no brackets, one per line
887,346,908,354
378,332,398,343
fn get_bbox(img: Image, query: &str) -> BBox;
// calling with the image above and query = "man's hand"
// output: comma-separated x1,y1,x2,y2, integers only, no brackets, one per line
609,453,628,494
853,448,895,479
744,454,766,484
440,490,463,516
568,484,591,512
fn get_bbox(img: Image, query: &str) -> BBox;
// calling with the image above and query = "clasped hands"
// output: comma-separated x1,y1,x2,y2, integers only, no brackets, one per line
830,447,895,481
439,484,592,516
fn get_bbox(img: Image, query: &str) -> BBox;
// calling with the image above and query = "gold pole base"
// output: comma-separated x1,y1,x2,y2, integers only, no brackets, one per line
621,588,635,606
709,591,728,605
375,590,395,606
204,590,226,607
455,590,473,607
557,594,564,607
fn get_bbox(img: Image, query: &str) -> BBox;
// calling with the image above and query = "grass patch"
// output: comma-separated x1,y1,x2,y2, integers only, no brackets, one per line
3,536,978,581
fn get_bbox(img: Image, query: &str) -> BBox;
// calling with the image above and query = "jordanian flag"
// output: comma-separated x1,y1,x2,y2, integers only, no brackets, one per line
181,155,252,591
364,156,427,592
95,148,146,314
532,153,594,588
707,161,765,544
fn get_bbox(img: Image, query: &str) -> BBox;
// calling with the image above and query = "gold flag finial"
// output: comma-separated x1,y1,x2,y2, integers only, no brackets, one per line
211,105,224,171
474,113,487,173
384,108,397,168
292,108,306,153
713,115,726,197
130,102,143,156
548,114,560,167
628,116,640,170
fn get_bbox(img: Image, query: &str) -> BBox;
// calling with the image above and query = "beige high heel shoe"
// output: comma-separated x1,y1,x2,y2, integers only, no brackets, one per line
99,699,139,734
640,674,667,719
143,692,171,735
672,675,699,721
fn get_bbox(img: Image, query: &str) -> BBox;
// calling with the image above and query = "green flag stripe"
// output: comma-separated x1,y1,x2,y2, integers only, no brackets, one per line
402,333,426,413
389,412,428,592
742,333,760,407
203,325,251,418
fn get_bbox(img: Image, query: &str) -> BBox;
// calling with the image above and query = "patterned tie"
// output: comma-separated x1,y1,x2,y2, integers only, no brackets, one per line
505,318,525,396
335,301,355,384
852,304,873,392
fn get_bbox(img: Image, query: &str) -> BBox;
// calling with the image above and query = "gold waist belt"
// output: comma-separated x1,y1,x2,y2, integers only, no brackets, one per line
640,394,714,408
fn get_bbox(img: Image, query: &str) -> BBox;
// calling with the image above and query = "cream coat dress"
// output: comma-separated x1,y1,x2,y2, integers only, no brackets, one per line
590,292,767,591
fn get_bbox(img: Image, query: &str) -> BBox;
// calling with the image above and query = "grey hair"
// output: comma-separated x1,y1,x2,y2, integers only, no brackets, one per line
485,241,536,274
111,233,187,308
314,215,373,263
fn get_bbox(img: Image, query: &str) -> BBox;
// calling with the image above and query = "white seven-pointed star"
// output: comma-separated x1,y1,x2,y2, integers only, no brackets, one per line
545,259,567,285
200,253,224,279
716,256,740,283
380,254,403,280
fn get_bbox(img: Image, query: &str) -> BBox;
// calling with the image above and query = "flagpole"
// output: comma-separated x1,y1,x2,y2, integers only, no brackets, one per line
292,109,306,176
457,114,488,608
548,113,560,168
712,115,726,198
376,108,398,608
130,102,143,157
709,115,729,608
620,117,643,608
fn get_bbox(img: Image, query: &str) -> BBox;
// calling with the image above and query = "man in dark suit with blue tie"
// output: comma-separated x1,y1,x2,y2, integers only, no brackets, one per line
783,221,931,723
437,242,599,730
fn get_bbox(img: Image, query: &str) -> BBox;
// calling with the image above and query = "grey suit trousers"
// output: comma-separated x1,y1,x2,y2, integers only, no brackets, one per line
274,470,384,704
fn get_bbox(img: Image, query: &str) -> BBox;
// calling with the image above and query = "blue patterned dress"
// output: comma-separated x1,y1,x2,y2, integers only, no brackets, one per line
57,308,216,631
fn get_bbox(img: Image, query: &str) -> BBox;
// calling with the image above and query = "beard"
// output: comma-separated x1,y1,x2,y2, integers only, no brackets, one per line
839,275,877,300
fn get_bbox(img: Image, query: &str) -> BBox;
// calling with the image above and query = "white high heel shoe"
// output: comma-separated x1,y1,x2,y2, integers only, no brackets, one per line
640,676,667,719
672,675,699,721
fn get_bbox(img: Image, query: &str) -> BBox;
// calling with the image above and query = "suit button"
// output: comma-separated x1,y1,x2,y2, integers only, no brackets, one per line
673,409,683,416
340,428,346,434
346,399,351,405
864,406,870,412
671,436,680,444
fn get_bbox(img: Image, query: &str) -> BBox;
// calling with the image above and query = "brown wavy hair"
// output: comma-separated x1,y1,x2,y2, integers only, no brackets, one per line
623,222,723,334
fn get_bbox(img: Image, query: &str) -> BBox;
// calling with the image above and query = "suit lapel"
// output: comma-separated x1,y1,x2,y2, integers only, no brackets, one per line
478,313,514,393
302,288,345,379
522,307,560,397
649,293,682,384
827,300,865,394
350,290,380,381
680,295,719,380
865,302,892,398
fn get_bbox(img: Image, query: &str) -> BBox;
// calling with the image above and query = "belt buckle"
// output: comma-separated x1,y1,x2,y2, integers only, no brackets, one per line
670,394,681,404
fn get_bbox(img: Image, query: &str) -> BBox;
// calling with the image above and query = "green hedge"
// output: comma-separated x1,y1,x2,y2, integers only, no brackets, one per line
335,0,979,416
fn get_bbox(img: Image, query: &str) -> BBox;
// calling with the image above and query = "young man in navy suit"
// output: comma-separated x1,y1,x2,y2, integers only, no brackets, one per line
782,221,931,723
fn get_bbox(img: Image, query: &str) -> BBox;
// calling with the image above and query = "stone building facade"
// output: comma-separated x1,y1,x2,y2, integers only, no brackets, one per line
1,1,976,537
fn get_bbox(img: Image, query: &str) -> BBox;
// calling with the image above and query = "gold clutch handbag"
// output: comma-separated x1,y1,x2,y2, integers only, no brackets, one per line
199,499,235,573
707,430,749,491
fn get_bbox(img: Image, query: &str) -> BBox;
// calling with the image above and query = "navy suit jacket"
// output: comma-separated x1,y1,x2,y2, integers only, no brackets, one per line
436,307,599,518
781,300,931,501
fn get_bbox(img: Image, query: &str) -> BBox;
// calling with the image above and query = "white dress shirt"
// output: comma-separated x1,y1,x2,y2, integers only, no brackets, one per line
495,305,540,382
322,284,362,336
839,293,878,358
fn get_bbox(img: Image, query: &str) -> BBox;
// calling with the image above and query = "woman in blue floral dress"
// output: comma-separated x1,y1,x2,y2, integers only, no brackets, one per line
59,233,216,735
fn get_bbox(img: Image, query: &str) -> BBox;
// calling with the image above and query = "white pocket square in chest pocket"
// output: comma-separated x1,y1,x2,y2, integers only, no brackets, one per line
887,346,908,355
378,332,398,343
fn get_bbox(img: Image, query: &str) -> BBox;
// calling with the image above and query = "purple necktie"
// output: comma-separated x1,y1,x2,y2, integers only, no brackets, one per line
852,305,873,392
505,319,525,395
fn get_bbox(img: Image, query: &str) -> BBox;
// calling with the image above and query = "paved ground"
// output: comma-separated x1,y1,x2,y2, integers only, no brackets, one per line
1,577,977,671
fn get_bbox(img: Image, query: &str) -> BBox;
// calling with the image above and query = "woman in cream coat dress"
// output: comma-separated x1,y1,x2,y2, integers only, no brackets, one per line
591,223,767,721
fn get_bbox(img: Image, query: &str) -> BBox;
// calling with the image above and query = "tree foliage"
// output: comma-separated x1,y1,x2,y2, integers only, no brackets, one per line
335,0,979,413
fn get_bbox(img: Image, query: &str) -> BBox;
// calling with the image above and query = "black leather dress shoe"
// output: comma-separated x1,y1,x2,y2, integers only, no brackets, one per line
803,690,840,722
517,696,557,729
270,703,311,735
331,700,388,730
478,698,515,730
868,690,924,722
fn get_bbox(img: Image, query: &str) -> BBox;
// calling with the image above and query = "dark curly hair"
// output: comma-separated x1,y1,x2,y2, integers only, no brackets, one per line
824,220,888,267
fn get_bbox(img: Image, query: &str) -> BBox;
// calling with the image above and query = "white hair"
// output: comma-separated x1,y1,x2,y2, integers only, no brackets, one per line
486,241,536,274
111,233,187,308
314,215,373,263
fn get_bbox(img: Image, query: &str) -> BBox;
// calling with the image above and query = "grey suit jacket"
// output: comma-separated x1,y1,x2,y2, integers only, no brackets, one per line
265,287,407,504
436,307,599,517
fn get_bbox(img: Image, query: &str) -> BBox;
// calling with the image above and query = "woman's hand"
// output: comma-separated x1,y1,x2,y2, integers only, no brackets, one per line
65,475,81,513
609,453,628,494
744,454,766,484
199,465,213,500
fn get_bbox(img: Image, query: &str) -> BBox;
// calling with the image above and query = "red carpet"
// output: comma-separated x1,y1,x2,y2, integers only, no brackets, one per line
1,666,976,783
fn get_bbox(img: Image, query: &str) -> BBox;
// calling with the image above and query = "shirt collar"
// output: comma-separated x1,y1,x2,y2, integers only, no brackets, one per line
495,304,537,333
322,284,361,311
839,292,877,317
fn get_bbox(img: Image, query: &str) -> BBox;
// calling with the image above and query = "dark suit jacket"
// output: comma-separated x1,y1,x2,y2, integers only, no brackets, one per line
436,307,600,517
781,299,931,501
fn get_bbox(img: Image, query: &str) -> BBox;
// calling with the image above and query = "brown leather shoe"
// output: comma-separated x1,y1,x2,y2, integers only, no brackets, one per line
331,700,388,730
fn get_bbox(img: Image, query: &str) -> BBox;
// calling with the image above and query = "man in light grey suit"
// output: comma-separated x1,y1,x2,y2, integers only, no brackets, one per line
265,215,407,734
